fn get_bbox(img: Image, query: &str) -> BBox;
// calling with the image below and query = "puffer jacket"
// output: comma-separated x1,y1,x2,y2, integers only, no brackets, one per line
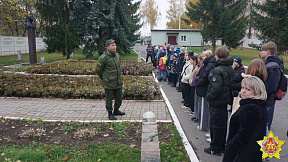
96,50,123,89
205,56,234,106
181,60,193,84
196,55,216,97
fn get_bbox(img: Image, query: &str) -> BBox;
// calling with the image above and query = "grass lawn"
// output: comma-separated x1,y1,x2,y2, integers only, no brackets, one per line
0,49,138,69
187,46,288,74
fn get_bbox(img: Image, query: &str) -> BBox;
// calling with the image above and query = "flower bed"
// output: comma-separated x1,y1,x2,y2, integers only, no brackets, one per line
0,73,160,100
17,60,155,76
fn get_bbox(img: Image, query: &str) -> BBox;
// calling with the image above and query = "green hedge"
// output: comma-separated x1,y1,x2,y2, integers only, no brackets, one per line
0,73,160,100
16,60,155,76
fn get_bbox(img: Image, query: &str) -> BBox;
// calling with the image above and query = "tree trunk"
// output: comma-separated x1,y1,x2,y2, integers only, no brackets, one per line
15,22,19,36
212,37,216,54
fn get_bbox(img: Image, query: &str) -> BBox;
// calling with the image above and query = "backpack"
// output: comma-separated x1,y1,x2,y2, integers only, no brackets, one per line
267,62,287,100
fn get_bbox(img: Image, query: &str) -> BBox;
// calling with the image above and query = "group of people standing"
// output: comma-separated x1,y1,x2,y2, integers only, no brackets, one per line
146,41,285,161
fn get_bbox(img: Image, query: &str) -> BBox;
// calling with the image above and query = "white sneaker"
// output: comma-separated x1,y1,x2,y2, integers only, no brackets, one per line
205,133,210,138
181,105,188,109
207,138,211,143
197,126,200,130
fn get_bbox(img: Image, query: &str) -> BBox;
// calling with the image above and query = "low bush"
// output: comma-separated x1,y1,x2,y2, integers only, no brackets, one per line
0,73,160,100
16,60,155,76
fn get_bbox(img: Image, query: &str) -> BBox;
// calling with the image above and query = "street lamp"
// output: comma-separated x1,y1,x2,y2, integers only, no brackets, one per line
190,24,193,47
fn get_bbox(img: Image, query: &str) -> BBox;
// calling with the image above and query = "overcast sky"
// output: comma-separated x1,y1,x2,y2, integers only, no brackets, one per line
139,0,170,36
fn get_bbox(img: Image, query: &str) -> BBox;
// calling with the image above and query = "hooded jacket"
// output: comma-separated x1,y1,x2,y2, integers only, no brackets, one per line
96,50,123,89
205,56,234,106
196,55,216,97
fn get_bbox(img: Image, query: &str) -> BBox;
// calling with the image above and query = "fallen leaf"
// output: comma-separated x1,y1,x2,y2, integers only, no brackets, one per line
11,126,15,129
127,155,130,158
16,160,21,162
129,144,137,148
25,124,28,127
63,156,69,161
109,127,114,130
1,153,4,156
103,134,109,137
92,105,96,107
98,159,101,162
1,120,5,123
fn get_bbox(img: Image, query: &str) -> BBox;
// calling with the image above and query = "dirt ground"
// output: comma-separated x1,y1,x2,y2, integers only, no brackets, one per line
0,119,173,148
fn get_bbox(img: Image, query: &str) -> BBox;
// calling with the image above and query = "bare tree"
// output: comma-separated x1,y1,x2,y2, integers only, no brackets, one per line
140,0,161,29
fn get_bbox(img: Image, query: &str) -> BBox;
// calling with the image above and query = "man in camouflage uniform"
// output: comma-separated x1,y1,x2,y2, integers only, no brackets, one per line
96,39,125,120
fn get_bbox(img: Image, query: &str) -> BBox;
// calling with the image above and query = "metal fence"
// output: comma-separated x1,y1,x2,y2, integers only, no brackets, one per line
0,36,46,56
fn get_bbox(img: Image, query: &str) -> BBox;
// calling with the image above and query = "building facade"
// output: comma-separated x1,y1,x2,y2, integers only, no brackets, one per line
151,29,203,47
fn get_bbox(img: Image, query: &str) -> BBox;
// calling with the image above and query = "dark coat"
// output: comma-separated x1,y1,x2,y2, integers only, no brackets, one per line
176,53,185,73
265,56,283,107
223,98,267,162
196,55,216,97
228,65,245,96
205,56,234,106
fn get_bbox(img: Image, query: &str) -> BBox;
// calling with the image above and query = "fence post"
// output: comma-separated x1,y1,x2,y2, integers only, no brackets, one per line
0,36,2,56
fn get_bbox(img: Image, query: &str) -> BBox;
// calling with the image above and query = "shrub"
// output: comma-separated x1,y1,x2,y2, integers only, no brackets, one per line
16,60,154,76
0,73,160,100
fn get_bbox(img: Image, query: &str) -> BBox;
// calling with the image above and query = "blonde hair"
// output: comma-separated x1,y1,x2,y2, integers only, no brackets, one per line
247,59,268,81
203,50,213,58
241,76,267,100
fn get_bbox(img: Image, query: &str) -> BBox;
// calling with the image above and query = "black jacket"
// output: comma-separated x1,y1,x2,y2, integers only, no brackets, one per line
228,65,245,96
205,56,234,106
196,55,216,97
176,53,185,73
265,56,284,107
223,98,267,162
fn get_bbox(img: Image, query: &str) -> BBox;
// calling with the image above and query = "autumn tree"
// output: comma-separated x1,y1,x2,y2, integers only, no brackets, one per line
251,0,288,54
167,0,199,29
140,0,161,30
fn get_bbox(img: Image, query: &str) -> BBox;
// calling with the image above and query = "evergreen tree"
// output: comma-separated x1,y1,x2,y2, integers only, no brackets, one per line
219,0,248,48
37,0,79,59
73,0,141,58
251,0,288,54
184,0,247,53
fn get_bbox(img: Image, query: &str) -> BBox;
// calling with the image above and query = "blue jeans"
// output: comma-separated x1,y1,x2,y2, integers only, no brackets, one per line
158,69,167,81
266,105,275,135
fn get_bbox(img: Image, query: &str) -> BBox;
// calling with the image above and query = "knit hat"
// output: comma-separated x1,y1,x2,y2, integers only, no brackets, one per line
180,47,186,52
234,57,242,65
173,53,178,57
170,46,175,50
162,46,165,50
175,47,180,53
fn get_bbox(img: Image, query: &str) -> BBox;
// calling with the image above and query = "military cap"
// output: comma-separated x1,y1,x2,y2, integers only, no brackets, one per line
106,39,116,46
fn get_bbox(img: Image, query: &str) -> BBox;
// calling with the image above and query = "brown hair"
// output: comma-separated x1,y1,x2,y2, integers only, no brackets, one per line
215,45,229,58
247,59,268,81
261,41,277,55
195,54,204,76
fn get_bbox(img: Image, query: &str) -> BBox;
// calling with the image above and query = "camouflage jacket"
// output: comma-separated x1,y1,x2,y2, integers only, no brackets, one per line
96,50,123,89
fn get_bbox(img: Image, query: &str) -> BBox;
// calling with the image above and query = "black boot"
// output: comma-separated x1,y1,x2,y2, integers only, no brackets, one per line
108,111,117,120
113,109,125,116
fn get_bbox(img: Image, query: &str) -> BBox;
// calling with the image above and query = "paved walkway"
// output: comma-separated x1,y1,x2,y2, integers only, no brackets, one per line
0,98,171,122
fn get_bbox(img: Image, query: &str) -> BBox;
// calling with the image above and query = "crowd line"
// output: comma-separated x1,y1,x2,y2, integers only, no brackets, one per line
146,41,286,162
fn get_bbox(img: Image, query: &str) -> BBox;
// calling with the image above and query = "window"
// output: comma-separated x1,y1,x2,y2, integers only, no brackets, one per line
181,35,187,42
